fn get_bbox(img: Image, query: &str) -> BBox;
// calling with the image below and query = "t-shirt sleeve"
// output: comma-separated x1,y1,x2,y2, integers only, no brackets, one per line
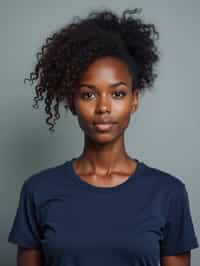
8,180,41,248
160,182,199,256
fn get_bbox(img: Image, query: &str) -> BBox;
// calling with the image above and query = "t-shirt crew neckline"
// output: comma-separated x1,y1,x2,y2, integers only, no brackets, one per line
66,157,144,193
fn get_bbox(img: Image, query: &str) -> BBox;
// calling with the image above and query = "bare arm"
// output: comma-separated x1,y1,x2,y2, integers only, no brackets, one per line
17,247,43,266
160,252,190,266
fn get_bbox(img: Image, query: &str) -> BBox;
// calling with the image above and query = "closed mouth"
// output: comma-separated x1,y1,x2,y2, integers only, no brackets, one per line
93,123,115,131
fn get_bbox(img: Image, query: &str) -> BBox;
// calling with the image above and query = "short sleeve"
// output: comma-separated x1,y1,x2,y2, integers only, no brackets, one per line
160,183,199,256
8,180,41,248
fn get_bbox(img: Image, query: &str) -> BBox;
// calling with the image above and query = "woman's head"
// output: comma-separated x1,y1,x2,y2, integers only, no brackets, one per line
25,8,160,132
73,56,139,145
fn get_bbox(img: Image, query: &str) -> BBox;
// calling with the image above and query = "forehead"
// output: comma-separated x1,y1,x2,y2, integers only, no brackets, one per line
80,56,132,83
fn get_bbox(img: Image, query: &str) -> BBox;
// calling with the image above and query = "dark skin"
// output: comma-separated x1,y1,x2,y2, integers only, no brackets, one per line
71,56,139,187
17,56,191,266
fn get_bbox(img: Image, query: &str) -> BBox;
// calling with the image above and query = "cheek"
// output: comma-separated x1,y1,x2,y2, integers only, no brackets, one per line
113,102,132,123
76,105,94,124
75,104,94,132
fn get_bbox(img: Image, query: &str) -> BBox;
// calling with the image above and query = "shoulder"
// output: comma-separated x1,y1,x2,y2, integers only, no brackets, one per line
21,160,73,206
140,162,190,218
141,161,186,192
24,161,66,188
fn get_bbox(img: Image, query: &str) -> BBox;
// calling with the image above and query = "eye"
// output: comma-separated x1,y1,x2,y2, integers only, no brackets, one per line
112,91,126,98
80,90,127,100
80,91,95,100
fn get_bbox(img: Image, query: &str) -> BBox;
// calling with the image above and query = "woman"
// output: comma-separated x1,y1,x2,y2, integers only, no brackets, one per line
8,8,199,266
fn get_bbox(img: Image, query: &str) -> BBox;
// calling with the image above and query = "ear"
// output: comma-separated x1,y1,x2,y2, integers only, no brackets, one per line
131,89,140,113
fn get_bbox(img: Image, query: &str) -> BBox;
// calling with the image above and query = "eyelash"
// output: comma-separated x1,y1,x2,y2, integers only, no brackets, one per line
80,91,126,100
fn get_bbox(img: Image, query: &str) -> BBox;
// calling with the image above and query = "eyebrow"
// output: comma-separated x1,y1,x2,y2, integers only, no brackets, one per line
79,81,129,89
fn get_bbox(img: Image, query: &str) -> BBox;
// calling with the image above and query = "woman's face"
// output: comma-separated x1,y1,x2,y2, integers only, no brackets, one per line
72,56,139,144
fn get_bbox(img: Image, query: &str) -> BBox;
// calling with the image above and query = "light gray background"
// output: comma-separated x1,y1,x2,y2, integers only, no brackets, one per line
1,0,199,265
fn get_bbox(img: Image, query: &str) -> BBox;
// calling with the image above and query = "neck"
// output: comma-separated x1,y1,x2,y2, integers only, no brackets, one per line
76,134,132,174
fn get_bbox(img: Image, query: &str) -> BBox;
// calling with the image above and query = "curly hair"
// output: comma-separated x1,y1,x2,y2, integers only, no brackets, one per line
24,8,160,132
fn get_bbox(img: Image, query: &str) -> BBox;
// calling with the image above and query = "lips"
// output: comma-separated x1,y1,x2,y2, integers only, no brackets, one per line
93,121,116,132
93,119,116,124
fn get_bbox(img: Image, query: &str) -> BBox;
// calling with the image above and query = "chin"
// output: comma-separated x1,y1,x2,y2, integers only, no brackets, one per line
87,132,122,145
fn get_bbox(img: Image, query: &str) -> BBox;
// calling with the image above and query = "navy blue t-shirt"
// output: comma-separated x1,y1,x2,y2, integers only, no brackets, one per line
8,158,199,265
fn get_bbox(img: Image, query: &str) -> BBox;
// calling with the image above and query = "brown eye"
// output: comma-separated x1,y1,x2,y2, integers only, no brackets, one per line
113,91,126,98
81,92,95,99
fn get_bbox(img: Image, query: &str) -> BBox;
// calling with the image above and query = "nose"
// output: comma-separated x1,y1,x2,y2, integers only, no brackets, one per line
95,94,111,114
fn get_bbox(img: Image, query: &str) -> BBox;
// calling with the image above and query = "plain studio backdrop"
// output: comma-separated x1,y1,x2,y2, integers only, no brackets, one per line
1,0,199,265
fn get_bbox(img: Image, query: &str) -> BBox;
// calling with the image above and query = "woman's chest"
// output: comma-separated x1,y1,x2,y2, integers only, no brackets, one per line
38,192,165,261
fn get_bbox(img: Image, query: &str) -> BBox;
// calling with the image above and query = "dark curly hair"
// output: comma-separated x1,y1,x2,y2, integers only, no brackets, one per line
24,8,160,132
